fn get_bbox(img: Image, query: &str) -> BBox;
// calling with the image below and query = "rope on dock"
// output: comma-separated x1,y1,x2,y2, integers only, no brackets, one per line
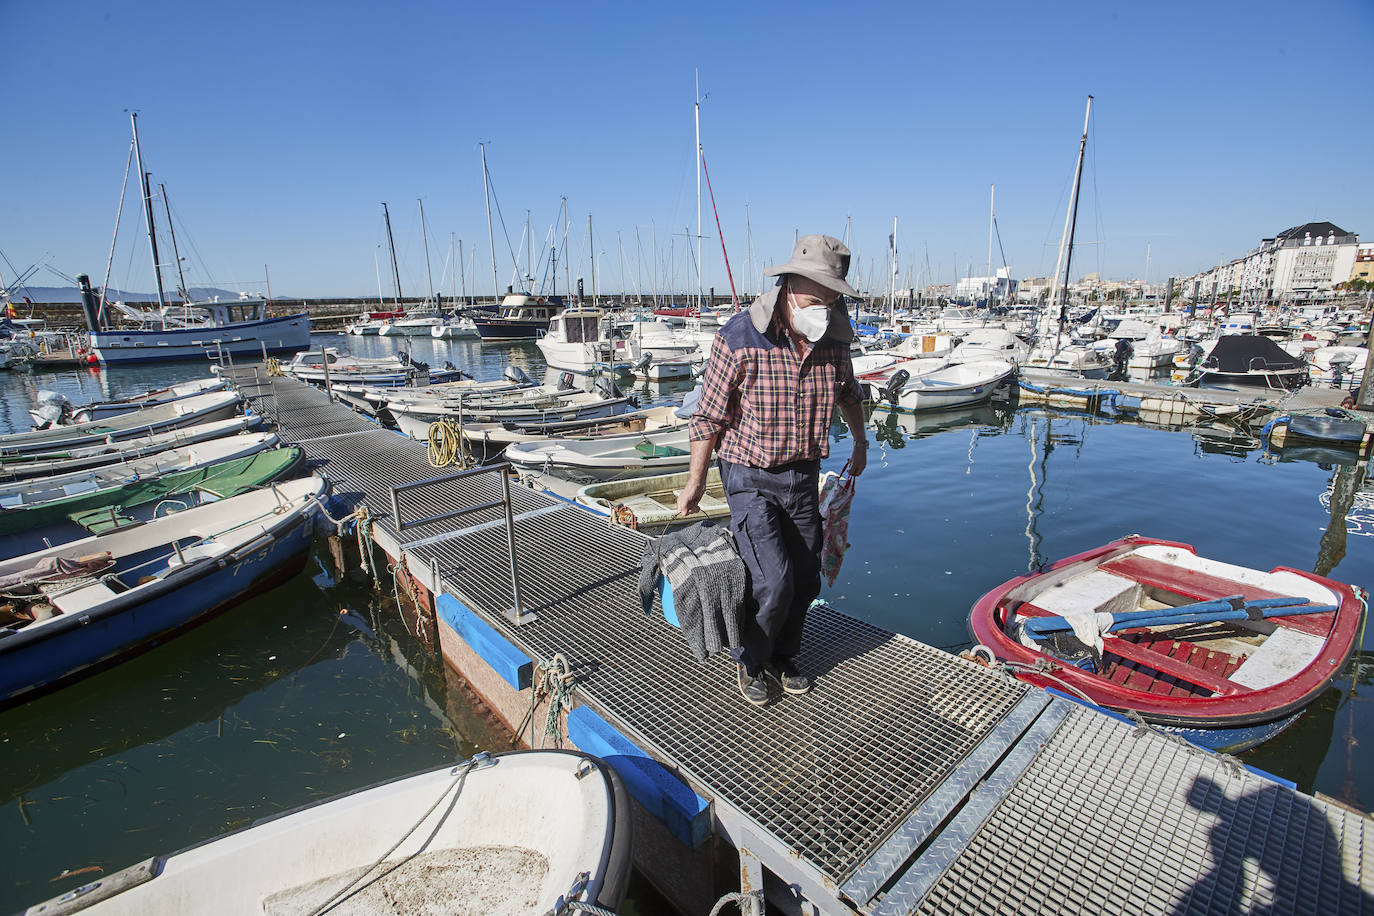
427,419,474,469
514,654,577,749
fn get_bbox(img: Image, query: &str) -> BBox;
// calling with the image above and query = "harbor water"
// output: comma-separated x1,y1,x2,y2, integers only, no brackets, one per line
0,334,1370,912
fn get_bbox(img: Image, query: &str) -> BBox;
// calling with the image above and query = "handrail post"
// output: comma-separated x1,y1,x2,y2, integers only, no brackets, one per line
320,347,333,398
501,469,533,625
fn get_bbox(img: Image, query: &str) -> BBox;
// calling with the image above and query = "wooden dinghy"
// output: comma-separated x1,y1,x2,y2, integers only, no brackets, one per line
34,377,229,427
968,535,1365,752
0,416,265,481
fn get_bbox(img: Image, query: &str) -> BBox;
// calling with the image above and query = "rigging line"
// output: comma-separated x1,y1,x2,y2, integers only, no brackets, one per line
165,198,217,290
699,150,738,307
1090,111,1105,279
482,166,523,291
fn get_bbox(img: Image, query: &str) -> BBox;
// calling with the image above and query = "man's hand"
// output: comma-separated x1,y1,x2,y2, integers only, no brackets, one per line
676,475,707,516
850,442,868,477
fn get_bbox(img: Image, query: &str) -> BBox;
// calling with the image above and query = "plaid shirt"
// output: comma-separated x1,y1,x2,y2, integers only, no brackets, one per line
689,310,862,467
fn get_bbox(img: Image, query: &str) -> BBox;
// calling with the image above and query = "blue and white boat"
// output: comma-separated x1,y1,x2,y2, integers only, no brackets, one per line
0,475,326,707
85,294,310,365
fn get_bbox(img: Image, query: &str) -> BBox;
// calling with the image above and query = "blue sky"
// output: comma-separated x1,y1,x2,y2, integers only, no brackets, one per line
3,0,1371,299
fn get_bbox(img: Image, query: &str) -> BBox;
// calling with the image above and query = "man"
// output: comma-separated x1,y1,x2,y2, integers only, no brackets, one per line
677,234,868,706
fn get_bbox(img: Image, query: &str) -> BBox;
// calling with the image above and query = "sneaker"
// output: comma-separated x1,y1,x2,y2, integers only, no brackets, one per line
767,658,812,695
737,663,770,706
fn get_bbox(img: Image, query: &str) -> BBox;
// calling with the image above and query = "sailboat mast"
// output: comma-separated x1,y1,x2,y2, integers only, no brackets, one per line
526,210,533,291
129,112,167,309
159,182,189,300
562,196,570,297
889,216,898,320
1049,95,1093,351
694,70,703,312
745,204,755,300
588,213,597,307
381,202,402,308
481,143,498,300
651,220,659,307
987,184,995,308
418,198,434,304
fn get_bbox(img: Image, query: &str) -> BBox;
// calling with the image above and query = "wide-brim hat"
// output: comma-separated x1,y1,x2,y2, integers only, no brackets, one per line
765,234,863,300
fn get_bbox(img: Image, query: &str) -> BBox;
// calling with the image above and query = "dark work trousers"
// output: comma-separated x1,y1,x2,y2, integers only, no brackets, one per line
719,458,823,674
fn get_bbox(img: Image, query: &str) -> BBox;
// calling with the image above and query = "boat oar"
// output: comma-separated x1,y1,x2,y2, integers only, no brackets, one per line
1022,595,1331,637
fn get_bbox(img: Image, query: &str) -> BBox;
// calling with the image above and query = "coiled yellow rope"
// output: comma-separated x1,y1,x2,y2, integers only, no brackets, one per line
426,419,471,468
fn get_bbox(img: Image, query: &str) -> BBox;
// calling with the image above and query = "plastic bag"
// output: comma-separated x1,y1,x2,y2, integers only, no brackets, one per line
818,466,856,587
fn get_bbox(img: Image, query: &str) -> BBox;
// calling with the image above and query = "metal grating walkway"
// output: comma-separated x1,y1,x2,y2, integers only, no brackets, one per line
226,368,1374,914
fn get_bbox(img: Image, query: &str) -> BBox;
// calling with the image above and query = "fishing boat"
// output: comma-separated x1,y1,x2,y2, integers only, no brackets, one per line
31,748,631,915
577,466,729,528
0,439,300,555
870,359,1016,412
536,307,629,372
505,427,690,483
30,377,227,427
0,416,264,481
472,294,562,340
0,391,242,457
0,475,325,707
967,535,1365,752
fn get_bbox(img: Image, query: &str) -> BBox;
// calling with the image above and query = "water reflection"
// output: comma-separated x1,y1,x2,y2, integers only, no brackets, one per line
1316,462,1368,576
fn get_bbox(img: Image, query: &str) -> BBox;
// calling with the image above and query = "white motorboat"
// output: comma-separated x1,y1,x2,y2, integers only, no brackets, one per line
33,749,631,915
285,349,466,387
872,359,1017,412
0,391,242,457
948,328,1029,366
0,416,265,482
506,426,692,482
536,307,628,372
629,355,701,382
1306,345,1367,388
1025,342,1111,378
431,314,479,338
378,313,444,337
1198,335,1308,390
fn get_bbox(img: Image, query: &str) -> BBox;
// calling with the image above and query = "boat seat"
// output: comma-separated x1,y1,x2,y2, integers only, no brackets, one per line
1099,554,1335,638
49,580,119,614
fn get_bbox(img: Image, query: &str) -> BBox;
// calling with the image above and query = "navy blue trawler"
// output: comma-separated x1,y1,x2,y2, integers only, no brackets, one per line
473,293,563,340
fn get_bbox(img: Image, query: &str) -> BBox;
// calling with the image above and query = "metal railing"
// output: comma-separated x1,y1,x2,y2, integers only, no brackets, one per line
388,462,533,625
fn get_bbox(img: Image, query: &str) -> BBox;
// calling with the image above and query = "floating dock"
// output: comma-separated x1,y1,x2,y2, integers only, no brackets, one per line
227,366,1374,915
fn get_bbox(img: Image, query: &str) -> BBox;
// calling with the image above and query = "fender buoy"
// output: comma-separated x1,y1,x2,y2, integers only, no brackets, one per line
85,353,99,365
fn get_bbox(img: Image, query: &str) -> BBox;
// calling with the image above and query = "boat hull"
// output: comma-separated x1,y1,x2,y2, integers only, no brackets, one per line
0,506,316,707
967,535,1363,752
474,318,551,340
90,313,311,364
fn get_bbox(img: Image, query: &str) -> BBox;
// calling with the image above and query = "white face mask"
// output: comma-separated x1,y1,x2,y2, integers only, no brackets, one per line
788,292,832,342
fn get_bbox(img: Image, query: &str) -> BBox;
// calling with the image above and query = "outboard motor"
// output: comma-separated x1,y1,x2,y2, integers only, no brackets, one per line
397,350,412,367
595,376,623,400
30,391,72,429
1112,337,1133,375
557,371,576,391
632,353,653,372
882,369,910,404
504,366,533,386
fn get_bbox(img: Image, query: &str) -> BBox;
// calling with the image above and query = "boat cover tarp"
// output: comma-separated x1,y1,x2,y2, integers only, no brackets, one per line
1205,336,1306,373
1286,414,1366,444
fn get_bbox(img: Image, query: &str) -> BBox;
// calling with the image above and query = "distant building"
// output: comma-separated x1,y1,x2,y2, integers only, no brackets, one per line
1347,243,1374,284
1179,221,1359,304
954,267,1017,304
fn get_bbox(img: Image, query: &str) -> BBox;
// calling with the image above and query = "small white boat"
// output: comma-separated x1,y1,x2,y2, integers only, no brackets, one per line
0,416,265,481
872,359,1017,412
378,313,444,337
1026,342,1111,378
948,328,1029,366
285,349,466,387
537,307,632,372
506,427,691,482
1306,346,1367,387
0,391,243,457
629,356,700,382
31,378,228,427
34,749,631,915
